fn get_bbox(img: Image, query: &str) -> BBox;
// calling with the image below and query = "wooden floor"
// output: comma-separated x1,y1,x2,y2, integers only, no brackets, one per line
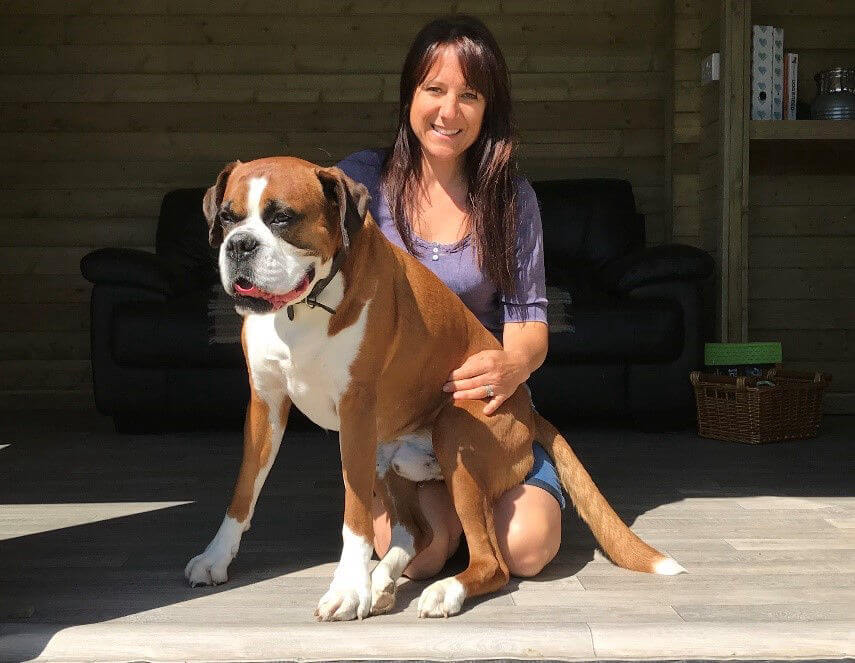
0,411,853,662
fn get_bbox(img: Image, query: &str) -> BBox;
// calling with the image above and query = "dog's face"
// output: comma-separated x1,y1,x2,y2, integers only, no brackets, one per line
203,157,369,315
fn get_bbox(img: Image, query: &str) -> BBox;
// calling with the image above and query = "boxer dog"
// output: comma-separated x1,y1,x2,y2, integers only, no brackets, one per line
185,157,685,621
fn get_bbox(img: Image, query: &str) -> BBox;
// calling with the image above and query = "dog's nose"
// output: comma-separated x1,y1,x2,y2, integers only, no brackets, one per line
226,233,259,260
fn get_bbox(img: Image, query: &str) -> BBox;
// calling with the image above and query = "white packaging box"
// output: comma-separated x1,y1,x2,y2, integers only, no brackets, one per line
783,52,799,120
771,26,784,119
751,25,774,120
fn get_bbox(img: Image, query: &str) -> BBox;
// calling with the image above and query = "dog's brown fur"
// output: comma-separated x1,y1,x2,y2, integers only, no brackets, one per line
203,157,682,617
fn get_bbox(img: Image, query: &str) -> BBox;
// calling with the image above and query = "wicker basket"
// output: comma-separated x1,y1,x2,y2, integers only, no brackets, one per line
690,365,832,444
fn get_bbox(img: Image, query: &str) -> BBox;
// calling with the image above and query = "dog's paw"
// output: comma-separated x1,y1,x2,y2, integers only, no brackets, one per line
184,516,243,587
417,577,466,618
184,548,233,587
315,578,372,621
370,567,397,615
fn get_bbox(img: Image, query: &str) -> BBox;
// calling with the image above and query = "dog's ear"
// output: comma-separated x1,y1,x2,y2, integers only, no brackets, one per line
316,167,371,252
202,160,240,247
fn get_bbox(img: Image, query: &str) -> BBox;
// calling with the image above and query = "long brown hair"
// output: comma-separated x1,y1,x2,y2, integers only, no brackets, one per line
382,15,519,298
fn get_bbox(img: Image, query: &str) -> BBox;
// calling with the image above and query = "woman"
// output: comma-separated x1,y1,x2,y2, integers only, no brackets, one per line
336,15,562,580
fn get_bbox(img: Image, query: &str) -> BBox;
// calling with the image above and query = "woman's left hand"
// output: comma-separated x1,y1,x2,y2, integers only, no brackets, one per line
442,349,530,415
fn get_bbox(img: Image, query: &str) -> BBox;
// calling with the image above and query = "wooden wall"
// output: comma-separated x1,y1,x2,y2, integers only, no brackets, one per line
672,0,703,249
673,0,720,342
0,1,674,411
748,2,855,414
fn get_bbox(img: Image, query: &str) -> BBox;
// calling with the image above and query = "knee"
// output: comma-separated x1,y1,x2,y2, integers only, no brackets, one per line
497,495,562,578
507,547,554,578
505,530,560,577
505,520,561,577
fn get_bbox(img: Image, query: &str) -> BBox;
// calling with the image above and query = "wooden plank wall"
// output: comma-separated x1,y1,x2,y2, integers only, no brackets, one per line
677,0,722,342
0,1,673,411
672,0,703,248
696,0,722,265
748,1,855,414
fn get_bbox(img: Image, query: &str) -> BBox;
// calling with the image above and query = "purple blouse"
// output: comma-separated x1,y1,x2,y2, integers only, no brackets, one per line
336,149,547,337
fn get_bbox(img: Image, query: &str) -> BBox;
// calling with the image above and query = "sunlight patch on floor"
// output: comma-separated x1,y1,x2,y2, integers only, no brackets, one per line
0,502,193,540
638,495,852,516
735,496,837,510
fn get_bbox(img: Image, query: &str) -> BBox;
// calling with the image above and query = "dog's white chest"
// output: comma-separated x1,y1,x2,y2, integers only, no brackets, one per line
244,299,371,431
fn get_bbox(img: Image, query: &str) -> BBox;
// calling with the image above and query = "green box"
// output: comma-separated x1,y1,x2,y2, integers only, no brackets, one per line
704,342,782,366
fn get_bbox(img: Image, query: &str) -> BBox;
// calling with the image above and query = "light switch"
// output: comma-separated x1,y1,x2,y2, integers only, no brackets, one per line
702,52,720,84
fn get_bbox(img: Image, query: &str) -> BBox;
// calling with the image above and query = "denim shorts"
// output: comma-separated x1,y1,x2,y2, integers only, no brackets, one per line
523,442,566,510
518,383,565,509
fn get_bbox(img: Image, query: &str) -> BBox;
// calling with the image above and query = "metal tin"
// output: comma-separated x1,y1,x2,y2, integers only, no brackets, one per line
811,67,855,119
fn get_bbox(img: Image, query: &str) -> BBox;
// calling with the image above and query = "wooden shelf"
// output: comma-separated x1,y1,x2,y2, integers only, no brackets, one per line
750,120,855,141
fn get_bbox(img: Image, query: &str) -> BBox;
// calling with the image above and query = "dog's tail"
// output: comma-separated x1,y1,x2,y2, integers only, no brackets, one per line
535,411,686,575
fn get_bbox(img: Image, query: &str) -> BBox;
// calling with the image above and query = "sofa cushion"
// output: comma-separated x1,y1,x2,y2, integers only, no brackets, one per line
546,289,683,363
528,363,628,416
598,243,716,293
544,261,606,307
533,179,644,270
112,290,243,369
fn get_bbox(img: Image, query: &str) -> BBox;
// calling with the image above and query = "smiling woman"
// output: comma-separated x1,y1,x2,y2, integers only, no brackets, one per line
407,47,486,169
337,15,560,581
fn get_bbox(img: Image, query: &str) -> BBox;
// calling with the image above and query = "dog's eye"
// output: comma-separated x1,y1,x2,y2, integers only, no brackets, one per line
218,210,236,225
271,211,293,226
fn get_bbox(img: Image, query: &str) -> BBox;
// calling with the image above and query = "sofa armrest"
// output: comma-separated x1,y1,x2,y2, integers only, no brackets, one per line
597,244,714,294
80,248,172,295
623,279,706,421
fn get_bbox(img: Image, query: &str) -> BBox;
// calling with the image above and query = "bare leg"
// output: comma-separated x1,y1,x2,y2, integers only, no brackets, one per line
374,477,561,583
494,484,562,577
372,481,463,580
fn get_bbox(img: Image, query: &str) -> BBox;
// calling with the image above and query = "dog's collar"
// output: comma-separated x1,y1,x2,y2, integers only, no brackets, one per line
286,249,344,321
286,193,357,322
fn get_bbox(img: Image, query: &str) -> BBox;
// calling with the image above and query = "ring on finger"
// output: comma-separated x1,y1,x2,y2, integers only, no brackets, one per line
484,383,495,399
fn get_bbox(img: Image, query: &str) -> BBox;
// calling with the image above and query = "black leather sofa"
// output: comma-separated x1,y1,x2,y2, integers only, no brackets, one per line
81,179,713,433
